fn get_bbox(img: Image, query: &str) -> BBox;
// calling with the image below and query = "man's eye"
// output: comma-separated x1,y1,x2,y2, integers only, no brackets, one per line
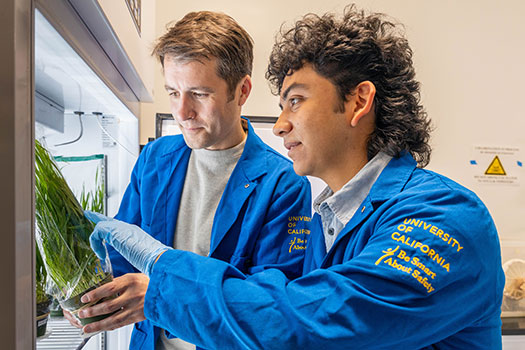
169,91,179,97
193,92,208,98
290,98,301,107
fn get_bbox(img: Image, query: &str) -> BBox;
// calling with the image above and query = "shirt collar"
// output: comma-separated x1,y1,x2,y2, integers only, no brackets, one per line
314,152,392,225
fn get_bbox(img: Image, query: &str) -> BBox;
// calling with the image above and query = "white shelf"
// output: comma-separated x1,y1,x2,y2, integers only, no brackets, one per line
36,317,88,349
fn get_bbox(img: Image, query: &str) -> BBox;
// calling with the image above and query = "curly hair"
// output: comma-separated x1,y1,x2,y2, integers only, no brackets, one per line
266,5,432,167
153,11,253,99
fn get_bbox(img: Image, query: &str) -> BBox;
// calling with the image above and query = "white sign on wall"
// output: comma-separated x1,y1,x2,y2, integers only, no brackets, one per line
470,146,523,186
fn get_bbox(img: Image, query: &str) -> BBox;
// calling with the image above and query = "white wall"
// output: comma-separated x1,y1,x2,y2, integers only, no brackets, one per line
96,0,156,98
143,0,525,264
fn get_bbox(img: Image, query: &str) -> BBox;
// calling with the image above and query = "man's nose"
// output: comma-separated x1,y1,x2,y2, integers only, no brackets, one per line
173,95,196,121
273,111,291,137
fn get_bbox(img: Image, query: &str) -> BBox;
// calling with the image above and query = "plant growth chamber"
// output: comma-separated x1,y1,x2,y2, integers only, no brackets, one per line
0,0,150,348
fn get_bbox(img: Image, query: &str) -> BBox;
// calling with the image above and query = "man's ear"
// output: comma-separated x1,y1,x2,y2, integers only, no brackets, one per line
237,75,252,106
348,81,376,127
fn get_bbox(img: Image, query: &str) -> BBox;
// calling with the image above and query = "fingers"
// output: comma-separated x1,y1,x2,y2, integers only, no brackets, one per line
79,274,148,317
89,225,109,260
84,210,112,224
79,295,122,320
89,220,124,260
78,273,149,333
82,304,146,334
81,279,122,305
63,309,82,329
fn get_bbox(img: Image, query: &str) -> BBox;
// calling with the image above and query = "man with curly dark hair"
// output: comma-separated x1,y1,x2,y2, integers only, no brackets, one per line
82,5,504,349
267,5,432,168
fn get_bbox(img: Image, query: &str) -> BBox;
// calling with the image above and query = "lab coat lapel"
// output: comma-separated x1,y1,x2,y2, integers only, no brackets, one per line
209,172,256,254
320,198,374,267
303,214,326,272
320,153,417,267
209,118,266,255
151,145,191,246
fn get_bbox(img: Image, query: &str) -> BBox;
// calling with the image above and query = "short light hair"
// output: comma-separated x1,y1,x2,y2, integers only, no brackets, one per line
153,11,254,98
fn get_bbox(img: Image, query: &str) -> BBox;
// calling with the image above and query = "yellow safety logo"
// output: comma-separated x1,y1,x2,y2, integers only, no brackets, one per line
485,155,506,175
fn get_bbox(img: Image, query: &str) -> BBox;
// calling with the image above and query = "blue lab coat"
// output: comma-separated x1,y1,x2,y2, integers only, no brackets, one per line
144,153,504,350
111,118,312,349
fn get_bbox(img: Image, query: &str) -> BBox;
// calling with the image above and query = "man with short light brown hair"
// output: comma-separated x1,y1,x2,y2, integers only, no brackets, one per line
67,11,312,350
153,11,254,101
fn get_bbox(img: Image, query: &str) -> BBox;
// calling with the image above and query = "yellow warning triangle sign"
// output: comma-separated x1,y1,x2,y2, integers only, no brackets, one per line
485,155,506,175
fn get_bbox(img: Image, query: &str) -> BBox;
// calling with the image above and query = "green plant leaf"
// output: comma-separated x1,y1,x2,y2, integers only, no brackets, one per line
34,140,109,300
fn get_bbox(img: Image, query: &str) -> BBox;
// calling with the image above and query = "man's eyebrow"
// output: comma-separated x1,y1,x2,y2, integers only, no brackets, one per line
190,86,214,93
279,83,308,110
281,83,308,101
164,85,214,93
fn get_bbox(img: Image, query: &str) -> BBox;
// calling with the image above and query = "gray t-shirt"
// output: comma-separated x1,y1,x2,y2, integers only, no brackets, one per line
157,137,246,350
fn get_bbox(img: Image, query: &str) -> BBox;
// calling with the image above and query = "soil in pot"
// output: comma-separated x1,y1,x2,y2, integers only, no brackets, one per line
60,273,118,326
49,297,63,317
36,298,52,337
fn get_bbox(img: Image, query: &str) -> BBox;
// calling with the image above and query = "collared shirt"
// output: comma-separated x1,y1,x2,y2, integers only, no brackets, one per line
314,152,392,252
